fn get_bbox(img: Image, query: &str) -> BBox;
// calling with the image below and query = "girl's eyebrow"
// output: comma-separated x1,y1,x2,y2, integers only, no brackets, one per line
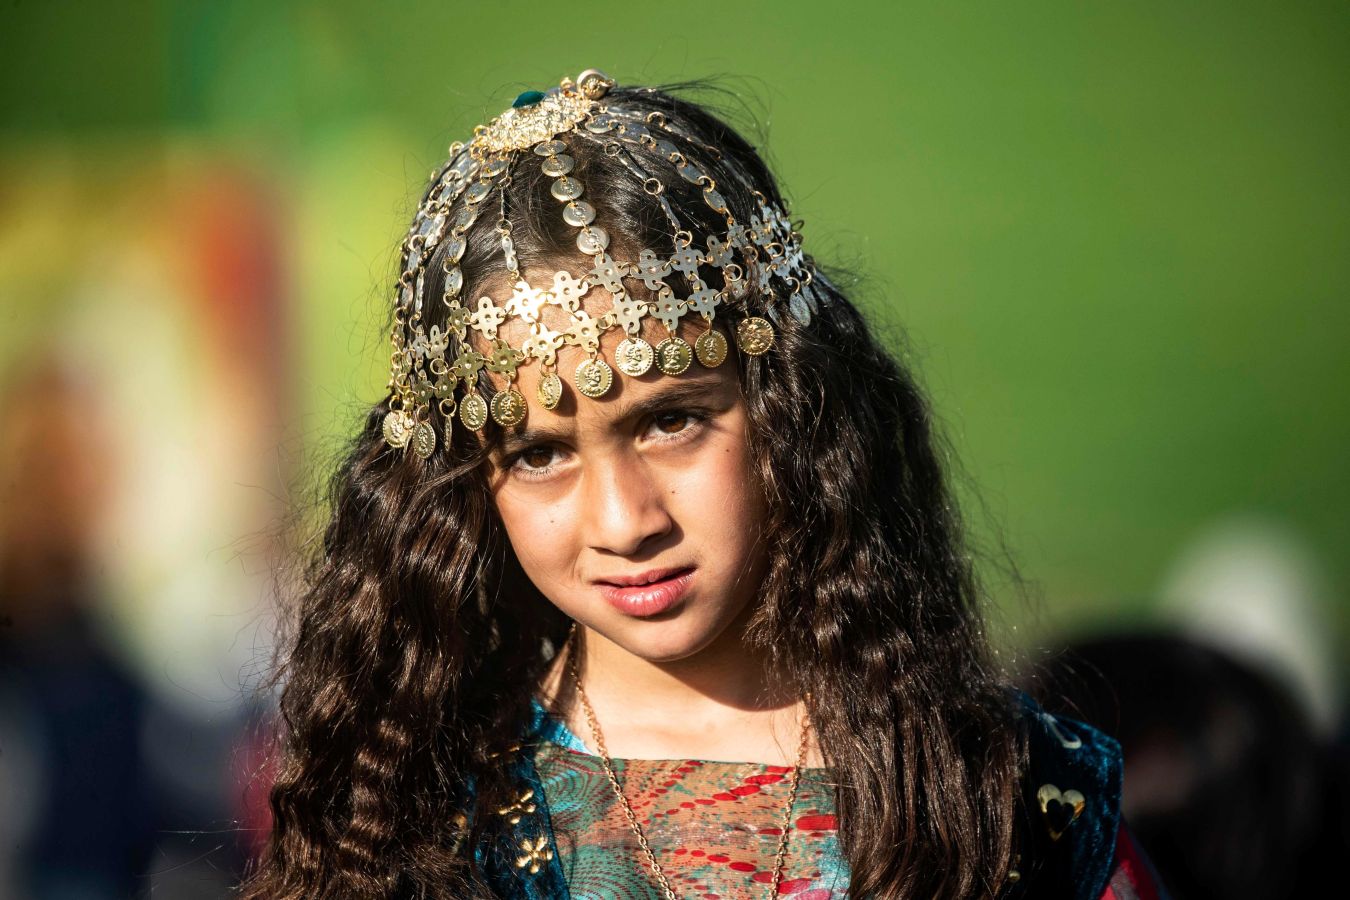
499,377,728,452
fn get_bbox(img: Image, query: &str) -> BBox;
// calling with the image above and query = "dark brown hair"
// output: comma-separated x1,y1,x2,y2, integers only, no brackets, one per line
242,79,1030,899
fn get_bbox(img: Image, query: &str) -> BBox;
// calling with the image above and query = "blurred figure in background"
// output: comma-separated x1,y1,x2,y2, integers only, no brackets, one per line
0,355,159,898
0,145,297,896
0,351,264,898
1034,632,1348,899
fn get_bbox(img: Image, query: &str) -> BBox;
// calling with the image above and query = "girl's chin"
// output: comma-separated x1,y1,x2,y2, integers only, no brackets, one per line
592,610,743,665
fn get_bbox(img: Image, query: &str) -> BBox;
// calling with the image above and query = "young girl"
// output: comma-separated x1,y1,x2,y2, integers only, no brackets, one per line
243,70,1165,899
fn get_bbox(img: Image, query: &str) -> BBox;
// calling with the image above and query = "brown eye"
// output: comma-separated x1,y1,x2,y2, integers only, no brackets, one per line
653,412,691,435
520,447,555,469
502,443,567,481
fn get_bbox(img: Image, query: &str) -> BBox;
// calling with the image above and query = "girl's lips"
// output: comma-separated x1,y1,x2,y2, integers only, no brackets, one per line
596,567,695,617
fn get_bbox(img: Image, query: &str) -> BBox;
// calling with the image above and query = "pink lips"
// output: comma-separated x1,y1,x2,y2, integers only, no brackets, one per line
594,567,695,617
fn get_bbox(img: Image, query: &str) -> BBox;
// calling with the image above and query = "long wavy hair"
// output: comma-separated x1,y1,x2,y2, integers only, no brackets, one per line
242,79,1031,899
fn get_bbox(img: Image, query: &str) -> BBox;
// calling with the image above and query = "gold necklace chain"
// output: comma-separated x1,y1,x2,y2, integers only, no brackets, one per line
563,623,813,900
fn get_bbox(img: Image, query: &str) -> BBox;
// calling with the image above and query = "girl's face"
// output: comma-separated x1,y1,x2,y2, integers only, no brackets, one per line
483,284,770,663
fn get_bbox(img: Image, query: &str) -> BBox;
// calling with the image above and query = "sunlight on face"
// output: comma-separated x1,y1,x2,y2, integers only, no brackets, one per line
479,271,770,662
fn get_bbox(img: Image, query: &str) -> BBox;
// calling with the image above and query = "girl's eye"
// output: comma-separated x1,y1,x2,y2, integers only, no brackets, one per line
500,444,565,480
517,446,558,471
503,408,709,481
646,408,709,442
652,410,696,435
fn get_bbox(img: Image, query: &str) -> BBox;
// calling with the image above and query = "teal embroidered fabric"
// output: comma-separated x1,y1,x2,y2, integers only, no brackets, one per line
467,691,1132,899
531,698,849,898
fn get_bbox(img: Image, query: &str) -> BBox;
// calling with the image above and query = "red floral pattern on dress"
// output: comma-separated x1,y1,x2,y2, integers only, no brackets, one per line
1097,825,1165,900
533,736,849,898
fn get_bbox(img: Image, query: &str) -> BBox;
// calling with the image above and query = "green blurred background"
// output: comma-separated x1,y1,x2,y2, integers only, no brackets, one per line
2,1,1346,674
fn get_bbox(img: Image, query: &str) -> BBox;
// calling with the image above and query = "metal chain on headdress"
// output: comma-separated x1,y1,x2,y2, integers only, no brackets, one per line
382,68,830,459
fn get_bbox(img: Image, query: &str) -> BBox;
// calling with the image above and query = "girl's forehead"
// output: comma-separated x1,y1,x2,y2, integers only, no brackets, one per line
493,361,738,450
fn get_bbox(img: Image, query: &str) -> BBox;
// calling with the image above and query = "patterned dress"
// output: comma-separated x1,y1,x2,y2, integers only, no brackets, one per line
533,705,848,898
529,697,1165,899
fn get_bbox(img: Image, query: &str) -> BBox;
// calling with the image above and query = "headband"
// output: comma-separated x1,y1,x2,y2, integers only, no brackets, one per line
382,69,830,458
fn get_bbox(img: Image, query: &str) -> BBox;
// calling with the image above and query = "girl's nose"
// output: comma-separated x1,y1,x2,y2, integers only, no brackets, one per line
580,456,674,557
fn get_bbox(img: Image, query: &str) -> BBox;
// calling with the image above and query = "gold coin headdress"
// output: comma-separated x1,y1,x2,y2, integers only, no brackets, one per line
382,69,831,458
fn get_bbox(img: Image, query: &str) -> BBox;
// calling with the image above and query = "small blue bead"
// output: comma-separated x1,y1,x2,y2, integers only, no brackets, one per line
513,90,546,109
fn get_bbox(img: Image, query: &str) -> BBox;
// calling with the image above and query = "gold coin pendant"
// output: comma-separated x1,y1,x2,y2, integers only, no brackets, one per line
411,422,437,459
489,387,527,426
574,357,614,398
694,329,728,367
538,371,563,409
655,336,693,375
382,410,414,448
735,316,775,356
615,336,655,376
459,393,489,430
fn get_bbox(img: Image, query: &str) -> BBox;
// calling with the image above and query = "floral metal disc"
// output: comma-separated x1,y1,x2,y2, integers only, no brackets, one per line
411,422,437,459
694,329,728,367
382,410,414,448
540,154,574,177
735,316,775,356
537,371,563,409
655,337,693,375
561,200,595,227
490,387,527,426
615,336,655,376
574,357,614,398
459,393,489,430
